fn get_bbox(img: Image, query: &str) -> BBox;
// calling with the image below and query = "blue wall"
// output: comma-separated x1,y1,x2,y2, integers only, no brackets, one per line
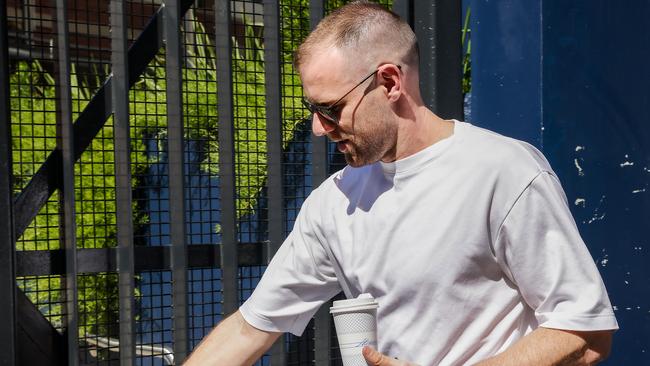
470,0,650,363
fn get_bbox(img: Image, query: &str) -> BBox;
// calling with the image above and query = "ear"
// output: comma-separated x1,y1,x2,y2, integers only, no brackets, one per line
377,64,402,103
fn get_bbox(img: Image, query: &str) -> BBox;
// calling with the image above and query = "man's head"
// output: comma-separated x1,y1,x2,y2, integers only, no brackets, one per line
295,1,421,167
295,1,418,73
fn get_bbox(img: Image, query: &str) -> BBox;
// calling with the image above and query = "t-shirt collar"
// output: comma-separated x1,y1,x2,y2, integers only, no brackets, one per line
379,120,459,177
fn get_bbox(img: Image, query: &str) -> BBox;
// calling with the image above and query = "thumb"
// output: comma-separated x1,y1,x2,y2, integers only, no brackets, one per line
362,346,398,366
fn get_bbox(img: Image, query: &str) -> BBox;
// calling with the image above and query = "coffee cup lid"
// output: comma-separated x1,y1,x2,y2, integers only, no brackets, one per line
330,293,378,313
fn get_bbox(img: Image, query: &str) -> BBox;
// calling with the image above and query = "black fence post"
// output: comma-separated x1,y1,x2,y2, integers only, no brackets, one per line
165,0,190,361
392,0,414,28
309,0,328,189
413,0,463,119
307,2,333,364
55,0,79,364
110,0,136,364
263,0,284,269
215,0,239,318
263,1,287,364
0,2,17,365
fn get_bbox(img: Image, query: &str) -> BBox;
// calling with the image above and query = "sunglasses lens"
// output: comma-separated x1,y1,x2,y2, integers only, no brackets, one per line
303,98,338,124
319,110,337,124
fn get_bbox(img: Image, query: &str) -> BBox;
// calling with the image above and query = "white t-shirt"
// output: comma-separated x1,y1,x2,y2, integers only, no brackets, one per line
240,121,618,365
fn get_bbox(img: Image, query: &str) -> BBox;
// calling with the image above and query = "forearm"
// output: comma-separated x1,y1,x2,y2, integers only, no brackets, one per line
474,327,612,366
184,310,281,366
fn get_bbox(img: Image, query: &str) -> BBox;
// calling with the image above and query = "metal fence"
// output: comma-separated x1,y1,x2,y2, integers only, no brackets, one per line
0,0,461,365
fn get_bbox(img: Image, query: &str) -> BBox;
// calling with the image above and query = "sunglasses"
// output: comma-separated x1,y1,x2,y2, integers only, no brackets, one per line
302,65,401,124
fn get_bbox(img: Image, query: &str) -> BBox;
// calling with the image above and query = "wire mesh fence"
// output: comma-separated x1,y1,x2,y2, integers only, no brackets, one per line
4,0,395,365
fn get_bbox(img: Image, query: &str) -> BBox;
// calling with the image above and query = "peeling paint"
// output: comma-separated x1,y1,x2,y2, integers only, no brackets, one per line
574,158,585,176
574,198,586,207
632,188,646,194
620,154,635,167
575,145,585,152
584,195,606,224
588,212,606,224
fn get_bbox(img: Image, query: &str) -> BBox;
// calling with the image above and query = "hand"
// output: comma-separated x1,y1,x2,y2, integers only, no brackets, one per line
362,346,420,366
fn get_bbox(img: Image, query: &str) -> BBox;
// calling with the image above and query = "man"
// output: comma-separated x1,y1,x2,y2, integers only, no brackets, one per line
186,2,618,365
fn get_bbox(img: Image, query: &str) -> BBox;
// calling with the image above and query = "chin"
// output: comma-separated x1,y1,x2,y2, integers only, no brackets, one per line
344,154,362,167
344,153,374,168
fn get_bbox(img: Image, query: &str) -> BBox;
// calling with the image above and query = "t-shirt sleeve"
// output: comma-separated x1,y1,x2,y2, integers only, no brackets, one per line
493,171,618,331
239,194,342,336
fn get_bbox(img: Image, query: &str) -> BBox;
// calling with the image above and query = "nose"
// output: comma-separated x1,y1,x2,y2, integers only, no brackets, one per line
311,113,336,136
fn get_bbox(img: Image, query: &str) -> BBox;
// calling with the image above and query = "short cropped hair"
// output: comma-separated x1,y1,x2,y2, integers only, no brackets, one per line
294,1,419,71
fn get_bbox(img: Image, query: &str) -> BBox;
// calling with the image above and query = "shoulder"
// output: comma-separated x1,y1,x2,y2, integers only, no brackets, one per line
452,123,566,237
454,122,555,182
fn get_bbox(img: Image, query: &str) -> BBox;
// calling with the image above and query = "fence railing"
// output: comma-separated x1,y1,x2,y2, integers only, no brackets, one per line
0,0,461,365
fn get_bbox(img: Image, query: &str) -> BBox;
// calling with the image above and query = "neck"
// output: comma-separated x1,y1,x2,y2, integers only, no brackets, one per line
383,104,454,162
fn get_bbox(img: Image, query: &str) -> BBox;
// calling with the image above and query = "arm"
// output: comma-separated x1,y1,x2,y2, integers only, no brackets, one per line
184,310,281,366
474,327,612,366
362,328,612,366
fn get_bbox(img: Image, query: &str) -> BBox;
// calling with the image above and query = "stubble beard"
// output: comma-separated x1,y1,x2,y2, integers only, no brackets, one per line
343,118,396,167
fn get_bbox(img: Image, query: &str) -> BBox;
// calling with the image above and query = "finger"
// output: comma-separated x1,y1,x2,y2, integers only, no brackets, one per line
362,346,396,366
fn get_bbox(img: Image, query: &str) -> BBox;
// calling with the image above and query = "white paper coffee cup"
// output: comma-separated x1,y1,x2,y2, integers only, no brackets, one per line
330,293,379,366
